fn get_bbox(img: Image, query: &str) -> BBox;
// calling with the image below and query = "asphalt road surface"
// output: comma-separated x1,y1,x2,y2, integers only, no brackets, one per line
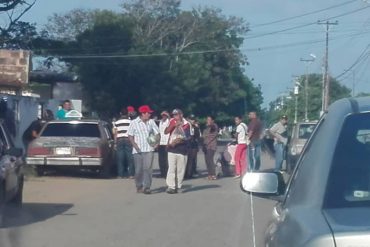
0,148,277,247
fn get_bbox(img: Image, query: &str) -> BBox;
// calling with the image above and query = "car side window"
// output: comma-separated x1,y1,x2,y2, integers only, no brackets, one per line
324,113,370,208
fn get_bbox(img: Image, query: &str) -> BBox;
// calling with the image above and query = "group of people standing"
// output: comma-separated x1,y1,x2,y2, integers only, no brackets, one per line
113,105,221,195
233,113,290,174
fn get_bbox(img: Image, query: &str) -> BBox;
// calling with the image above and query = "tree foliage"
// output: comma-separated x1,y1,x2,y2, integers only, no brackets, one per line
267,73,351,125
0,0,36,47
38,0,263,121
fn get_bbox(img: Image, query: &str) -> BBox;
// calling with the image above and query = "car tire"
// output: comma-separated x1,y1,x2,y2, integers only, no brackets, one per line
10,177,23,207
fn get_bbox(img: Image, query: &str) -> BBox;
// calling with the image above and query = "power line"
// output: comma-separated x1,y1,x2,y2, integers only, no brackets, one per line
44,30,369,60
245,5,370,40
251,0,359,28
335,43,370,79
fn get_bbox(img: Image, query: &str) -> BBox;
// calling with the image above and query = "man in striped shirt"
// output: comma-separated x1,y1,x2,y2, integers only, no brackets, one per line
113,107,135,178
128,105,159,194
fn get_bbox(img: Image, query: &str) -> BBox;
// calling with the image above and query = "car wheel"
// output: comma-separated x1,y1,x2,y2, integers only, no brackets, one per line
10,177,23,207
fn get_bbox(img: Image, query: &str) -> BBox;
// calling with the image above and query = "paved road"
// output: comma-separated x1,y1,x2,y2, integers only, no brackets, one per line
0,150,276,247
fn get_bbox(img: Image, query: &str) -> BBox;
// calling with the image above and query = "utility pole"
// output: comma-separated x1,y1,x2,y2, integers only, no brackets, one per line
300,54,315,121
352,70,356,97
318,20,338,113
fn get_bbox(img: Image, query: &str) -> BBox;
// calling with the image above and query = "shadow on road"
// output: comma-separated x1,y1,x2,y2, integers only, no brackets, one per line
1,202,74,228
182,184,221,193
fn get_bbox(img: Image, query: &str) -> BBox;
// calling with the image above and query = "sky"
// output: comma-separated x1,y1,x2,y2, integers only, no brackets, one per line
20,0,370,107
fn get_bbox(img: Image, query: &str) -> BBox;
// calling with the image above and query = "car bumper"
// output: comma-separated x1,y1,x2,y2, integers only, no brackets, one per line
26,157,103,166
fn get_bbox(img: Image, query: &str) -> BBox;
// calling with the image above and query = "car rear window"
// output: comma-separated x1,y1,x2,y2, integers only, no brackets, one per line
298,124,316,139
324,113,370,209
41,123,101,138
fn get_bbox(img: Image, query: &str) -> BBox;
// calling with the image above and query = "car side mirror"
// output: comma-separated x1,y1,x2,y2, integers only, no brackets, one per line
4,147,23,157
240,171,286,200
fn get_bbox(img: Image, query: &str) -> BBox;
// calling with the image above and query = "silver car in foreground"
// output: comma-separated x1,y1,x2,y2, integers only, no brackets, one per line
241,97,370,246
26,119,115,177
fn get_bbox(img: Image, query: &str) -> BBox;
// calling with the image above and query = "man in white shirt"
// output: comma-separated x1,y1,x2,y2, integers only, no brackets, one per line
269,115,288,171
128,105,160,194
234,116,248,178
158,111,170,178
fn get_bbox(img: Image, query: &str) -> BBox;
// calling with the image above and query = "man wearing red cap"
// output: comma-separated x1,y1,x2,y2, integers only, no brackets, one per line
164,109,191,194
128,105,159,194
127,106,137,120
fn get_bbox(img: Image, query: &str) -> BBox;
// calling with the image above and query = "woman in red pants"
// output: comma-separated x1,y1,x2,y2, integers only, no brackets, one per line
234,116,248,178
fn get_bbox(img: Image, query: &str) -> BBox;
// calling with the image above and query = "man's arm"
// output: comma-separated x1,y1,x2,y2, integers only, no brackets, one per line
165,119,176,134
128,135,141,153
269,124,286,144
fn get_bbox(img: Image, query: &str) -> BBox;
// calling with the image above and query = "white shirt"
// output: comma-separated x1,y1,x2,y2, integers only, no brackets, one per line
113,117,131,138
159,119,170,145
127,118,160,154
236,122,248,144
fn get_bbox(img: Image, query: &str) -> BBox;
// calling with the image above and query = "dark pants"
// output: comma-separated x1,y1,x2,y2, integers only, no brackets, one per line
158,145,168,177
116,139,134,177
204,149,216,176
185,148,198,178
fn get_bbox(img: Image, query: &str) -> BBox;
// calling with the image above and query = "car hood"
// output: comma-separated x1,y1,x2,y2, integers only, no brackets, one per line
323,208,370,247
32,137,102,147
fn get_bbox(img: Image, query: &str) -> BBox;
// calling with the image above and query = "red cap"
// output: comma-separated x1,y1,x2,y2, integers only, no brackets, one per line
127,106,135,113
138,105,154,113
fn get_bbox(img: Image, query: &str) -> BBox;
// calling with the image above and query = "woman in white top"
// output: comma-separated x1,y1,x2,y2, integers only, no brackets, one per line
234,116,248,178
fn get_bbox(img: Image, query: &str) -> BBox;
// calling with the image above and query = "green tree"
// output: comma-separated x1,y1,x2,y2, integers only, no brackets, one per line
36,1,263,121
267,74,351,125
0,0,36,47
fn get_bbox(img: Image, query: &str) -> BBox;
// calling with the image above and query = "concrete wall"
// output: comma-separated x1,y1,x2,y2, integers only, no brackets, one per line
0,49,30,87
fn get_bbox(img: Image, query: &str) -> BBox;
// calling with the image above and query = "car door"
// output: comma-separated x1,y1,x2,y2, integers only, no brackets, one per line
102,123,115,162
0,124,17,198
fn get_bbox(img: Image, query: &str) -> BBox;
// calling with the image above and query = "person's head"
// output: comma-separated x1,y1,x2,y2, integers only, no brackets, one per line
120,107,128,117
234,116,243,125
172,109,183,121
188,114,196,124
62,100,72,111
138,105,154,121
280,115,288,125
161,111,170,120
127,106,136,118
206,115,215,126
42,109,54,121
248,111,257,120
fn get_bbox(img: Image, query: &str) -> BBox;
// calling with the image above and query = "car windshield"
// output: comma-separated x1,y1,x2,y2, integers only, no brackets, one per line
41,123,101,138
325,112,370,208
298,124,316,139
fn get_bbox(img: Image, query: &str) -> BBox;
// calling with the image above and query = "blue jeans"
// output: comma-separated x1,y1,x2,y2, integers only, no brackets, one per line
274,143,285,171
248,140,261,171
116,139,134,177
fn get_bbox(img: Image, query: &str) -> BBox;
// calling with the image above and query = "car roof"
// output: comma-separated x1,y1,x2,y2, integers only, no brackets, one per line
329,96,370,116
296,121,318,125
46,119,106,124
